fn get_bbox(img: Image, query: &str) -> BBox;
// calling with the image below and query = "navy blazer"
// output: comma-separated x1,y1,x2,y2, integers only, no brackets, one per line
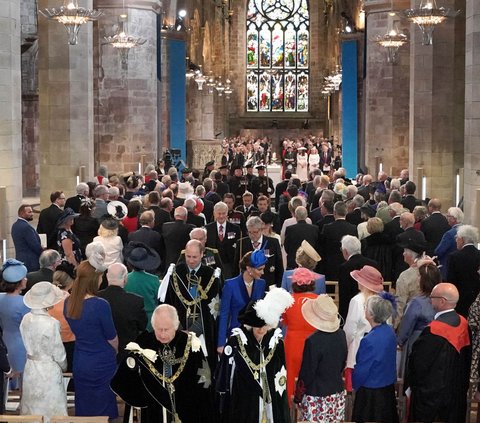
11,219,43,272
217,274,265,347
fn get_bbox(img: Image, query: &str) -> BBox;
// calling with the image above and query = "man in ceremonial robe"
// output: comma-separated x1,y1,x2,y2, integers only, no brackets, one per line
111,304,215,423
408,282,471,423
160,240,221,374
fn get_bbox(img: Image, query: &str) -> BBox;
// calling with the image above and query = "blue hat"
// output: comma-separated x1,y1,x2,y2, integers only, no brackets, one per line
2,259,28,283
250,249,268,269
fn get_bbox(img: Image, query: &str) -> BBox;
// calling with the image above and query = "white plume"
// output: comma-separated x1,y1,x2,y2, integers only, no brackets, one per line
254,288,294,327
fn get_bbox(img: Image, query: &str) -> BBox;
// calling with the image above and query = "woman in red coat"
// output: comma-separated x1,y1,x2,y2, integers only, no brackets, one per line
281,267,319,404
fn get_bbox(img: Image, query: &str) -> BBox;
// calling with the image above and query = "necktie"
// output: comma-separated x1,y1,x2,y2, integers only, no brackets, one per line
253,241,260,250
219,225,224,241
190,269,196,279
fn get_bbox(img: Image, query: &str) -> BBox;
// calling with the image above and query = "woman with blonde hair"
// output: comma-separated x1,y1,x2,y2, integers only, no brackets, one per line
64,260,118,419
93,218,123,267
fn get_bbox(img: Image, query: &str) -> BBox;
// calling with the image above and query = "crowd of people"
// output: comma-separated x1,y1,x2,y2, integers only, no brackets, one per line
1,148,480,423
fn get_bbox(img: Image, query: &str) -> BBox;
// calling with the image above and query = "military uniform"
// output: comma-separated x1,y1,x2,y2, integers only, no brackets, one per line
228,209,246,236
251,175,274,199
228,175,249,207
177,247,225,286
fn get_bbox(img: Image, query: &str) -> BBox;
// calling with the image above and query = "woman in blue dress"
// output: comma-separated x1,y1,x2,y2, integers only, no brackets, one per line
64,260,118,419
0,259,30,389
217,250,267,353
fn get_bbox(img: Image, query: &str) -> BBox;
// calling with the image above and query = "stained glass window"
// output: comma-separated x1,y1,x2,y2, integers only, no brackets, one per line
246,0,309,112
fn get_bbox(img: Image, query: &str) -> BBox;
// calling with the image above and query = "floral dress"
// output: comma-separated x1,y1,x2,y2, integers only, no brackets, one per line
57,229,82,264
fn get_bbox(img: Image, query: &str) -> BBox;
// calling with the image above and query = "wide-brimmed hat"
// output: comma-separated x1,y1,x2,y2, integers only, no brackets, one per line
300,240,321,262
302,294,341,332
177,182,194,199
23,281,64,309
2,259,27,283
350,265,384,293
107,201,128,220
124,242,161,271
290,267,320,286
398,238,427,255
56,207,79,226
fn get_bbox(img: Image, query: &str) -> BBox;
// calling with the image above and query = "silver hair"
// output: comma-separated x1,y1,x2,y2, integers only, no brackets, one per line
214,201,228,213
341,235,361,256
151,304,180,330
190,227,207,240
352,194,365,207
108,186,119,197
93,184,108,198
76,183,89,195
294,206,308,221
39,249,61,268
457,225,479,245
246,216,264,230
184,198,197,212
366,295,393,324
447,207,464,224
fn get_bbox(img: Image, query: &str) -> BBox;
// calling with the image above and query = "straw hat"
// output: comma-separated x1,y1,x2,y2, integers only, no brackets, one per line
23,281,64,309
300,240,321,262
301,294,341,332
350,265,384,293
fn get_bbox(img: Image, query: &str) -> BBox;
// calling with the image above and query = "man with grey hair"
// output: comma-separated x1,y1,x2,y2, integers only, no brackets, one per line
346,194,364,226
24,249,62,294
161,206,195,267
92,184,109,221
205,201,241,279
435,206,464,279
233,216,283,288
447,224,480,317
338,235,379,322
184,197,205,227
128,210,162,260
284,206,319,270
111,303,214,423
98,263,147,361
65,182,89,213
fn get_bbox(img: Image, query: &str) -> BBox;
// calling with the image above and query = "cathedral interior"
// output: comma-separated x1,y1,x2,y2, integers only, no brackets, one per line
1,0,479,253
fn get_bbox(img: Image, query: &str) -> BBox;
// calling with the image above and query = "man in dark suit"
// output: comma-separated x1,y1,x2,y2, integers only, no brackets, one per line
383,203,406,282
235,191,259,220
37,191,65,249
233,216,283,288
284,206,319,270
274,170,292,211
128,210,163,259
397,211,426,245
98,262,147,361
65,182,89,213
195,185,214,223
11,205,43,272
316,200,335,232
319,201,357,281
24,249,61,294
214,171,230,199
447,225,480,318
184,198,205,227
161,206,195,267
146,191,172,233
346,194,364,226
338,235,379,322
421,198,450,256
401,181,421,212
205,201,241,279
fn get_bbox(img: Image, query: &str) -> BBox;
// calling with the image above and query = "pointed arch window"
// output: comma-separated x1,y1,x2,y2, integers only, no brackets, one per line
246,0,309,112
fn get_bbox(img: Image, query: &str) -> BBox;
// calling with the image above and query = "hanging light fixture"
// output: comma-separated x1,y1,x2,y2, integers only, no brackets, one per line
39,0,103,45
374,12,408,64
224,79,233,99
403,0,457,45
216,77,225,96
104,0,146,67
206,72,216,94
194,66,206,90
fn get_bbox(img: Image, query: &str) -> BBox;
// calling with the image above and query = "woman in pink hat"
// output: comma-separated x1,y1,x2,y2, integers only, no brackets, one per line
343,265,384,391
281,267,319,405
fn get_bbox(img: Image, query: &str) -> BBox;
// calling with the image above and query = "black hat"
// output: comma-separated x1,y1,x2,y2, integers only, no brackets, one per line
205,160,215,168
56,208,79,227
398,238,427,255
219,164,229,170
255,164,266,171
182,167,192,174
245,163,254,169
55,261,76,280
238,301,266,328
101,218,119,231
232,164,243,171
124,242,161,271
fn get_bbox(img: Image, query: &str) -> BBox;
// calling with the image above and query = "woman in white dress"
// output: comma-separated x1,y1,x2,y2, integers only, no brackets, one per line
296,147,308,182
343,265,384,392
308,146,320,172
20,282,67,422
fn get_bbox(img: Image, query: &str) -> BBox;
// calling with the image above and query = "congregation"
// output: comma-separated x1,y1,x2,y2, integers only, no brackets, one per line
1,142,480,423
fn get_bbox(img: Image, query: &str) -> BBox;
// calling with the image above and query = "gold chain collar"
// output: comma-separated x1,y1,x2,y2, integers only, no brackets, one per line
172,271,216,307
236,333,278,380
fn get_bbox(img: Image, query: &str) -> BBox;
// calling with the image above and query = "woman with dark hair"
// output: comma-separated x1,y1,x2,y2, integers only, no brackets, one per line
352,294,399,423
397,257,439,378
282,267,319,404
73,199,99,259
56,208,82,268
122,199,143,233
217,250,267,353
64,260,118,419
0,259,29,388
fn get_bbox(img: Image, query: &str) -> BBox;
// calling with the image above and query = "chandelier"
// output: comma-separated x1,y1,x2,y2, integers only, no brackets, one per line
403,0,456,45
104,20,146,67
39,0,103,45
374,12,408,64
321,66,342,97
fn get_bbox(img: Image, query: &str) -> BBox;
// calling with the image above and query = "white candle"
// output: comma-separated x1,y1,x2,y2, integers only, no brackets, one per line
76,176,80,185
379,162,383,173
455,174,460,206
422,175,427,200
138,162,142,175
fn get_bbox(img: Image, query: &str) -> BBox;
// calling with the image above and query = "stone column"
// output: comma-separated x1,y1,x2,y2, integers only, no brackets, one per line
364,0,410,177
408,0,464,209
38,0,95,205
0,0,23,251
464,0,480,226
94,0,161,174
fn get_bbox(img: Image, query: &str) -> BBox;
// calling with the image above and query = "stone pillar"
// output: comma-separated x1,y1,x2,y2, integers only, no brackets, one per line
364,0,410,177
38,0,95,205
0,0,23,251
94,0,161,175
464,0,480,226
408,0,464,210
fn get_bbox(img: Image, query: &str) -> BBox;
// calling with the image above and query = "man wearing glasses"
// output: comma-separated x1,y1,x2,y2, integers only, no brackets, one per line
408,282,471,423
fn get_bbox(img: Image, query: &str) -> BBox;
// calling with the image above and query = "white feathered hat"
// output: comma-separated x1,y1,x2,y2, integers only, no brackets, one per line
253,287,294,327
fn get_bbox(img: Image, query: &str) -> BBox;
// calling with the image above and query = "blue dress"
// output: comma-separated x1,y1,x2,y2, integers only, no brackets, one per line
65,297,118,419
217,275,266,347
0,294,30,372
281,269,326,294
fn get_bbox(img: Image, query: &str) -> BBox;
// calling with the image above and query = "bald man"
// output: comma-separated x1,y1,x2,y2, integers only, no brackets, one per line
407,283,471,423
98,263,147,361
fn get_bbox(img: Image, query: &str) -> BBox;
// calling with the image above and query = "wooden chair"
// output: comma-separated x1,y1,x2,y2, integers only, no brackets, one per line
325,281,339,306
50,417,108,423
0,416,44,423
